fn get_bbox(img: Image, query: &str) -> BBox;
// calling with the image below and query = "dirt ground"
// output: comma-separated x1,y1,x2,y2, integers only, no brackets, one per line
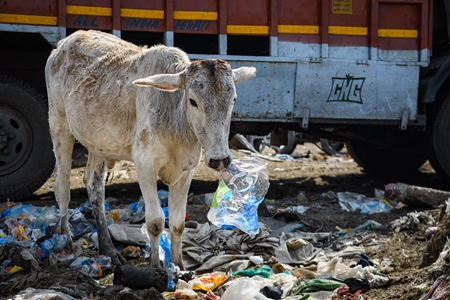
4,141,450,300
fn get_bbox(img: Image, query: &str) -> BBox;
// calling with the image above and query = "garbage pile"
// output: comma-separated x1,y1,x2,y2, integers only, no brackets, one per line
0,157,447,299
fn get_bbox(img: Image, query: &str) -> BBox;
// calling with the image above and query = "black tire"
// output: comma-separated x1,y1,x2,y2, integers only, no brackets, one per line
0,75,55,201
346,140,427,174
425,93,450,179
320,138,346,156
278,131,297,155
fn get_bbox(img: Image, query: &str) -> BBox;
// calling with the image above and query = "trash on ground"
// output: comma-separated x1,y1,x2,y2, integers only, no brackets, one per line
337,192,393,214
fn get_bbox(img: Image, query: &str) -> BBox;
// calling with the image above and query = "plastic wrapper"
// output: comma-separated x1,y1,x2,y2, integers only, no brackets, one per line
338,192,393,214
49,246,83,266
122,245,141,258
68,210,94,239
207,157,270,238
190,272,227,291
39,234,67,258
69,255,112,277
163,289,198,299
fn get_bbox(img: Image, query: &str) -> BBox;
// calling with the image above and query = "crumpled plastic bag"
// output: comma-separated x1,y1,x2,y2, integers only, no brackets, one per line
11,288,77,300
275,233,326,264
220,277,261,300
316,257,364,279
207,157,270,238
338,192,393,214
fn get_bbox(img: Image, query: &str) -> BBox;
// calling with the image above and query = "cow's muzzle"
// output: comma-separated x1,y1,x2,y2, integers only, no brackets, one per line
208,156,231,170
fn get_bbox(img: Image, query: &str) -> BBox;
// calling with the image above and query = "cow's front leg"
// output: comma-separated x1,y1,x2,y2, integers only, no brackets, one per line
168,170,193,270
85,152,125,265
51,127,75,251
135,160,164,268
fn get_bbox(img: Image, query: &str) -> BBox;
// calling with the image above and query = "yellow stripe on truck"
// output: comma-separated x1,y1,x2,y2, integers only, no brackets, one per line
66,5,112,16
227,25,269,35
121,8,164,19
174,11,217,20
0,13,57,25
378,29,418,38
329,25,368,36
278,25,319,34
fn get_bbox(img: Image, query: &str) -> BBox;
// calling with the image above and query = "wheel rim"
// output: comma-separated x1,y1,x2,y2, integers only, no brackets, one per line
0,104,33,175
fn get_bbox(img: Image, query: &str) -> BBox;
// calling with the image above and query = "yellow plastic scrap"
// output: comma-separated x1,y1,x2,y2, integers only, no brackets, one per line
191,272,227,291
163,289,198,299
13,225,28,241
5,265,23,274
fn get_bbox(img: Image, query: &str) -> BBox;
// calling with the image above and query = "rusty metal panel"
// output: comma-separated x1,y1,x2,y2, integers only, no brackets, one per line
378,2,420,50
328,0,369,48
224,60,297,120
66,0,112,30
0,0,58,26
66,16,111,30
66,0,111,6
173,0,218,34
121,0,164,10
227,0,269,35
173,0,218,35
193,55,420,124
277,0,320,43
120,0,165,32
295,60,419,121
0,0,58,16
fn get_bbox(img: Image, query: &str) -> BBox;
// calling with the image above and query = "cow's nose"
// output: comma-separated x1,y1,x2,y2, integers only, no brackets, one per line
209,156,231,170
222,156,231,168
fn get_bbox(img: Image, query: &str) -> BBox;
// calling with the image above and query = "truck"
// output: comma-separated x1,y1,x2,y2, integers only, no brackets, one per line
0,0,448,201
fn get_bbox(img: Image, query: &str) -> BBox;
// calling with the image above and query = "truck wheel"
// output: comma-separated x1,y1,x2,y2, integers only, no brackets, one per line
425,93,450,180
0,75,55,201
278,131,297,155
346,140,427,174
320,138,346,156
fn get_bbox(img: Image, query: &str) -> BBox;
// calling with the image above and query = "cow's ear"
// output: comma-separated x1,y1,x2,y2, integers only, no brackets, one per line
133,71,185,92
232,67,256,84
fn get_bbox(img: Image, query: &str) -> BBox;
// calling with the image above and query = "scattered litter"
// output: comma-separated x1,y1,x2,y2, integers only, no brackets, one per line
274,154,295,161
389,211,435,232
2,175,445,300
336,220,382,236
338,192,393,214
69,255,112,277
11,288,78,300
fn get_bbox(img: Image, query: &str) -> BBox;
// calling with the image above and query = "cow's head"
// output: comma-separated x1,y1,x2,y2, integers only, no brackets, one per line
133,59,256,170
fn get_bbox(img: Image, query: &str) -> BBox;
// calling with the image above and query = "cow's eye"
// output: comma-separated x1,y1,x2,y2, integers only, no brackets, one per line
189,98,198,108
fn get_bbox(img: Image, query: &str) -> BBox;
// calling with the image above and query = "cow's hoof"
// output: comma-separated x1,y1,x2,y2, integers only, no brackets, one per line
110,252,127,266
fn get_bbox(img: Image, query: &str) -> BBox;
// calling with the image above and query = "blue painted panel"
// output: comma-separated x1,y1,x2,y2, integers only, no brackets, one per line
227,60,297,121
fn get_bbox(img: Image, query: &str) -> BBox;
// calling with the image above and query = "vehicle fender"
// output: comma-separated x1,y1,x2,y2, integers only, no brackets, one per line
420,56,450,103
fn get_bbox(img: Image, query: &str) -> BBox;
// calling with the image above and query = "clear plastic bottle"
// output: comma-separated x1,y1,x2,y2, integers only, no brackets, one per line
208,157,270,238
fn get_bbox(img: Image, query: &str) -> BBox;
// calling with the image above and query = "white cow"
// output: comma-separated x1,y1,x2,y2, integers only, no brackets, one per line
45,30,255,268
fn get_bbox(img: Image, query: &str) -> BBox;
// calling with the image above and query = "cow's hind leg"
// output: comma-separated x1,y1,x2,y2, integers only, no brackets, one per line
168,170,193,270
85,152,125,265
50,118,76,251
